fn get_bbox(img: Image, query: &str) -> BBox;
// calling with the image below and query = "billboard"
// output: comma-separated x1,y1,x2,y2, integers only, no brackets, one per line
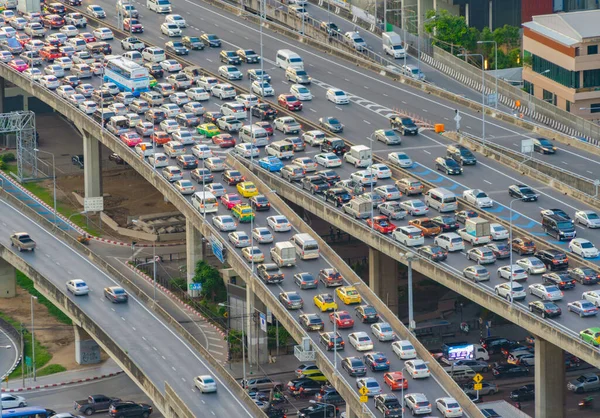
447,344,474,361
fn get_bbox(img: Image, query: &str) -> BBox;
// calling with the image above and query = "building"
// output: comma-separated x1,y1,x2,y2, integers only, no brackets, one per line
522,10,600,119
478,400,532,417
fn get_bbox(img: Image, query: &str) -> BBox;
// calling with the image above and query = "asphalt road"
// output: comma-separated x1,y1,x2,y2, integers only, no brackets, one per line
0,198,254,417
76,0,600,182
0,326,20,380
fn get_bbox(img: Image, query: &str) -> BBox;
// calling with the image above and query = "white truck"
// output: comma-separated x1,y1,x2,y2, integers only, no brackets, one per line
17,0,39,14
343,145,372,168
270,241,297,267
458,217,491,245
342,197,372,219
382,32,405,59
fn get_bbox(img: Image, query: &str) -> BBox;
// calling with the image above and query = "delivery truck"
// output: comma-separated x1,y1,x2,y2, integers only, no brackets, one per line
458,217,491,245
382,32,405,59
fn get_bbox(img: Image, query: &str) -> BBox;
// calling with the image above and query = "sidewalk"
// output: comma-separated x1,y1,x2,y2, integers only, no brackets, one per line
228,354,299,381
2,358,123,393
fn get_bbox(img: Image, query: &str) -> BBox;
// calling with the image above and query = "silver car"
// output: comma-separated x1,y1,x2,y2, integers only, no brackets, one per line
378,202,407,220
388,152,413,168
370,322,396,342
466,247,496,265
204,183,226,197
212,215,237,232
404,393,432,415
528,283,563,301
463,265,490,282
516,257,547,275
374,185,402,201
575,210,600,228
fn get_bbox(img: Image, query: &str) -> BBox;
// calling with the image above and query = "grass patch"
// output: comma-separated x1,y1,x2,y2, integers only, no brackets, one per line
37,364,67,377
1,163,101,236
16,271,72,325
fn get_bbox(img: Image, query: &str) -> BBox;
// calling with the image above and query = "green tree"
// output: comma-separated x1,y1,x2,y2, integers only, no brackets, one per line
193,260,226,301
424,9,479,52
267,323,291,350
493,25,520,50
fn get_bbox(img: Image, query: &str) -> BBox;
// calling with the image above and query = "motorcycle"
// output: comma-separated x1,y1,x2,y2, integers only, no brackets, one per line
77,234,90,245
579,396,593,409
460,322,470,335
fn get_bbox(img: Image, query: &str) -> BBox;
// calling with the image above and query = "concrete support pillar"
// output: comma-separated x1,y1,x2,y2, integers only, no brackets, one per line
246,285,269,366
0,77,5,114
82,132,102,199
345,405,360,418
534,337,565,418
0,257,16,298
417,0,433,34
186,219,203,297
73,324,101,364
368,248,399,314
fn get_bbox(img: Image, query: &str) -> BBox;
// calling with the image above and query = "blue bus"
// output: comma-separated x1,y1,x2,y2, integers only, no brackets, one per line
1,406,55,418
103,57,149,97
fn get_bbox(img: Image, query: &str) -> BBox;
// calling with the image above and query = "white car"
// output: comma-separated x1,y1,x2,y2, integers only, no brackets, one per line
251,80,274,96
392,226,424,247
326,88,349,104
164,141,186,158
462,189,493,208
348,332,374,351
54,57,73,71
569,238,599,258
293,157,318,172
391,340,416,359
160,119,180,134
497,265,528,281
183,102,205,116
516,257,547,274
434,232,464,252
67,94,86,107
103,83,120,95
0,394,27,409
582,290,600,307
234,143,260,158
204,183,226,197
186,87,210,101
10,17,27,30
219,65,242,80
374,185,401,201
350,170,377,186
212,215,237,232
205,157,225,172
303,130,326,146
528,283,563,301
66,279,89,296
161,23,182,37
87,5,106,18
166,14,187,27
60,25,79,37
575,210,600,228
405,393,432,416
169,92,189,106
56,85,76,99
174,179,196,195
367,163,391,179
242,246,264,263
148,153,168,168
228,231,251,248
252,227,274,244
0,51,13,63
370,322,396,341
44,64,64,78
92,27,113,40
23,67,43,81
79,100,97,114
172,129,195,146
40,75,60,89
314,153,342,168
236,94,259,109
490,223,509,240
290,84,312,100
495,282,526,301
108,103,127,116
399,199,429,216
404,359,430,379
435,397,463,417
160,59,182,72
211,83,237,99
356,377,382,397
194,375,217,393
267,215,291,232
192,144,213,160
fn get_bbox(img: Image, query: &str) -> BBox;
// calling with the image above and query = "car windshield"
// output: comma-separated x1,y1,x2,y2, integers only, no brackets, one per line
334,91,345,96
113,288,125,294
582,268,595,275
288,294,301,301
363,306,376,315
414,363,427,370
380,325,392,332
580,242,595,248
358,336,370,342
402,344,413,350
309,317,322,324
412,201,425,208
366,381,378,388
588,213,599,220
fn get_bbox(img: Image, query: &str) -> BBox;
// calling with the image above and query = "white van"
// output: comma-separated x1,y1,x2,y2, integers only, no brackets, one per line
191,191,218,214
425,187,458,212
266,141,294,160
142,47,166,62
147,0,172,13
291,233,319,260
239,125,269,147
276,49,304,71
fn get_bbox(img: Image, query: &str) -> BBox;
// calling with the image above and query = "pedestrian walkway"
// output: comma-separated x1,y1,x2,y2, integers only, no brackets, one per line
228,354,298,381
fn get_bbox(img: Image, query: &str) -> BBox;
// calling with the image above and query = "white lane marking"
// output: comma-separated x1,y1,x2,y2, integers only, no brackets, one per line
121,317,126,321
423,150,431,154
422,109,428,112
561,161,568,165
363,120,371,125
172,366,177,371
152,346,157,351
309,108,316,113
132,327,137,331
483,180,492,185
182,377,187,382
142,336,147,341
162,355,167,359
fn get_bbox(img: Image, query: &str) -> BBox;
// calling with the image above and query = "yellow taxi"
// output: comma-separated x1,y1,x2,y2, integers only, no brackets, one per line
149,75,158,88
336,286,362,305
306,372,329,382
313,293,337,312
197,123,220,138
237,181,259,198
231,203,255,223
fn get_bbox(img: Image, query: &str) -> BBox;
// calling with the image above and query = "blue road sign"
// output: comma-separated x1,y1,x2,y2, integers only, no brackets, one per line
210,234,225,263
189,282,202,291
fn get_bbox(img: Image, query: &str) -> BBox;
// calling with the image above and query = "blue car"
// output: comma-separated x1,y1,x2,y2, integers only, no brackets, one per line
567,300,598,317
258,156,283,172
363,352,390,372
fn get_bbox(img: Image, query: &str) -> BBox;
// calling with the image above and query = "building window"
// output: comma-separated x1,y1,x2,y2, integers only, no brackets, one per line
588,45,599,55
583,69,600,88
543,89,556,105
532,54,580,89
566,100,570,112
591,104,600,114
523,80,533,95
575,47,580,56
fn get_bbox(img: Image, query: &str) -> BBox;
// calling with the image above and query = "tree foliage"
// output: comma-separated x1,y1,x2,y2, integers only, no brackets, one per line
194,260,226,301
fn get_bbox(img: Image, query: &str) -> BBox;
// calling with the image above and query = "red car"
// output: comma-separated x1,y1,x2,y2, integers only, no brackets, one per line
212,133,236,148
220,193,242,209
8,59,29,72
120,131,142,147
77,33,96,43
151,131,171,146
40,46,62,61
124,18,144,33
42,14,65,28
329,311,354,329
367,216,396,234
16,33,31,47
277,94,302,111
383,371,408,390
254,121,274,136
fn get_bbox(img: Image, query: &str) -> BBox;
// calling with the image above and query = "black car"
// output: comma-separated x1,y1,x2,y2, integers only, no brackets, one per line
319,116,343,133
176,155,198,169
435,157,462,175
528,300,562,318
542,272,576,290
257,263,284,284
287,378,323,397
108,401,152,418
220,50,241,65
417,245,448,262
315,386,344,405
390,116,418,135
568,267,600,285
509,384,535,401
222,170,244,185
480,337,512,354
508,184,538,201
299,313,324,331
298,404,337,418
447,144,477,165
533,137,556,154
355,305,379,323
250,194,271,211
301,175,330,194
165,41,189,55
317,169,340,186
492,364,529,378
237,49,260,63
144,62,164,78
341,356,367,377
265,406,286,418
182,36,204,50
374,394,402,418
485,243,510,259
247,69,272,82
320,138,349,156
201,33,221,47
325,188,352,207
536,249,569,270
320,21,341,36
430,215,460,232
252,102,277,120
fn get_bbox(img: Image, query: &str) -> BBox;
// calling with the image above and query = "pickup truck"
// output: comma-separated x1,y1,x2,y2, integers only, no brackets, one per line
335,179,364,196
408,218,441,237
74,394,121,415
458,218,491,245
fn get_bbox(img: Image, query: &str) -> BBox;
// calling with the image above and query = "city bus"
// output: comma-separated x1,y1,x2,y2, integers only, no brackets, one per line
1,407,55,418
103,56,149,97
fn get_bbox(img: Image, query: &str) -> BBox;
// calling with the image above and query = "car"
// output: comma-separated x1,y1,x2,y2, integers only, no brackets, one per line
231,204,254,223
8,59,28,72
290,84,312,101
87,5,106,18
121,36,145,51
329,311,354,329
258,156,284,172
542,272,576,290
435,397,462,417
267,215,291,232
418,245,449,262
326,88,349,104
533,137,557,154
172,179,195,195
299,313,324,331
104,286,128,303
509,384,535,401
463,381,498,396
218,65,242,80
528,300,561,318
371,322,396,342
251,80,274,96
509,184,538,201
107,402,152,417
371,129,401,146
241,246,264,263
516,257,547,274
435,157,462,175
193,375,217,393
336,286,361,305
494,282,526,301
295,364,321,379
368,164,392,179
568,300,599,317
367,216,397,234
582,290,600,307
404,393,432,416
492,364,529,378
512,237,536,255
464,247,495,265
497,265,528,281
528,283,563,301
235,181,258,198
342,356,367,377
166,13,187,27
161,22,182,37
568,267,600,285
212,215,237,232
279,291,304,310
236,48,260,63
242,377,283,391
65,279,89,296
399,199,429,216
575,210,600,228
356,377,382,397
228,231,251,248
92,27,113,40
374,394,402,417
220,194,242,210
10,232,36,252
320,331,344,351
462,265,491,282
315,153,342,168
580,327,600,347
348,332,374,352
355,304,379,323
462,189,493,208
252,227,273,244
569,238,599,258
313,293,337,312
278,94,302,111
294,272,318,290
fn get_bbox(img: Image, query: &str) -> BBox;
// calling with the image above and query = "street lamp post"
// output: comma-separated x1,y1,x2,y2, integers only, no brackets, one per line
508,197,524,305
477,40,498,109
34,149,56,225
134,256,158,302
458,53,485,148
333,281,361,370
30,295,38,381
403,252,415,332
219,302,247,384
368,133,375,231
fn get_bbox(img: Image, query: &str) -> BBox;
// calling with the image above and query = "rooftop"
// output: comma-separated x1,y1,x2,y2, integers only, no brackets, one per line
523,9,600,46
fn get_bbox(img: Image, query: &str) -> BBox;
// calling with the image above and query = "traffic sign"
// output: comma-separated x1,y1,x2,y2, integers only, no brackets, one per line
473,383,483,391
359,395,368,403
473,373,483,384
359,386,369,396
188,282,202,291
209,234,225,263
